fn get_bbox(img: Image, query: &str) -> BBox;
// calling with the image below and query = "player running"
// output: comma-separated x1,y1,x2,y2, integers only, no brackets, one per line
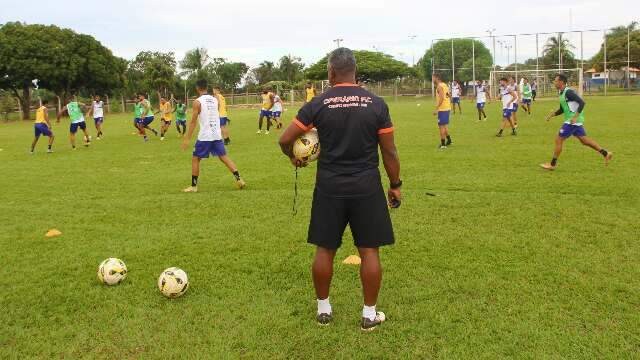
451,80,462,115
157,97,174,141
257,89,273,134
175,101,188,136
279,48,400,331
540,74,613,170
136,94,158,142
509,77,520,128
474,80,490,121
305,82,315,103
496,78,517,137
531,80,538,101
57,97,91,149
521,78,533,115
213,87,231,145
270,89,283,130
30,100,54,154
181,79,246,192
86,95,105,139
432,74,453,149
132,96,142,133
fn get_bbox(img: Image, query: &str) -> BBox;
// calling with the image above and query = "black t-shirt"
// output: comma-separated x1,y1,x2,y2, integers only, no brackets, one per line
295,83,394,198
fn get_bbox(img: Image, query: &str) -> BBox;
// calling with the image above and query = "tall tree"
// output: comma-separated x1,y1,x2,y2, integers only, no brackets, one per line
416,39,493,82
0,22,125,119
306,50,411,82
277,55,305,83
213,60,249,91
129,51,177,95
590,22,640,71
541,35,577,69
179,47,209,78
251,61,277,84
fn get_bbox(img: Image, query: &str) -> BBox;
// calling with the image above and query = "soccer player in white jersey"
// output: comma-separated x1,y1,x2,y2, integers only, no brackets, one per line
474,80,490,121
509,77,519,128
451,80,462,115
496,78,517,137
270,90,284,129
181,79,245,192
86,95,105,139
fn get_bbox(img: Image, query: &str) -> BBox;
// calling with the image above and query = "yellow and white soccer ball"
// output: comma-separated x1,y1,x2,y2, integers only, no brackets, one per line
97,258,128,285
158,267,189,298
293,129,320,162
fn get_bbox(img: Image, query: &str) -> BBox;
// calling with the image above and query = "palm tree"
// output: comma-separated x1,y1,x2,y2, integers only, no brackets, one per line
179,48,210,78
543,36,576,68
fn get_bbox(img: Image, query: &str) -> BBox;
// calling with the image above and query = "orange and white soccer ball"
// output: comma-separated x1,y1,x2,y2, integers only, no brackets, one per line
158,267,189,298
97,258,128,285
293,129,320,162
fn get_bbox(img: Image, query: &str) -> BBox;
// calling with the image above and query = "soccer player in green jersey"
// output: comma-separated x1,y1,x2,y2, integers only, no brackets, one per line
175,101,188,136
56,97,91,149
136,94,158,142
540,74,613,170
521,78,533,115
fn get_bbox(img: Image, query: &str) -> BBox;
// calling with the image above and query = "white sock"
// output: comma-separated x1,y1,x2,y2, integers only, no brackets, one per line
317,297,332,315
363,305,376,321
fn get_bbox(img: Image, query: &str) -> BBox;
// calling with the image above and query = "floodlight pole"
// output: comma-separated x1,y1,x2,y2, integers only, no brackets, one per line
535,33,540,88
627,26,631,92
451,39,455,82
333,38,344,48
558,32,563,72
472,40,476,94
604,30,608,96
514,35,518,81
409,35,417,66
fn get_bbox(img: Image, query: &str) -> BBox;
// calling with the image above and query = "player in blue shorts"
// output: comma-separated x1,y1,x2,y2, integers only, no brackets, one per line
86,95,105,139
474,80,490,121
181,79,246,192
270,90,284,130
57,97,91,149
540,74,613,170
174,101,188,136
257,89,274,134
509,77,519,128
31,100,55,154
521,78,533,115
432,74,453,149
450,80,462,115
496,78,517,137
136,93,158,142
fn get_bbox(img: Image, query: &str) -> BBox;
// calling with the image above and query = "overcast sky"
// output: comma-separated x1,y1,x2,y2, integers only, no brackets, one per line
1,0,636,69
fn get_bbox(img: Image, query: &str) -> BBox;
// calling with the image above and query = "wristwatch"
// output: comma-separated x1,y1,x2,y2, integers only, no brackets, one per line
390,180,403,189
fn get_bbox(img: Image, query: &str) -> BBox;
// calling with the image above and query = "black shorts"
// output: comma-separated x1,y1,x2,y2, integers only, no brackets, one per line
308,188,394,250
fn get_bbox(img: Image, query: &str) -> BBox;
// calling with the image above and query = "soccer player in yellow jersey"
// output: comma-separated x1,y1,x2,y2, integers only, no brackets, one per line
305,82,315,103
257,89,274,134
213,87,231,145
432,74,453,149
31,100,54,154
156,97,174,141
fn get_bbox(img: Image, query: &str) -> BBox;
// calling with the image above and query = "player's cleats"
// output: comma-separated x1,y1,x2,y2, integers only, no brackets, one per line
439,145,447,149
29,151,34,155
265,131,270,135
182,186,198,193
316,313,332,326
496,133,502,137
47,149,53,153
605,152,613,166
151,129,158,136
540,163,556,171
160,137,165,141
256,130,262,134
236,179,246,189
361,311,386,331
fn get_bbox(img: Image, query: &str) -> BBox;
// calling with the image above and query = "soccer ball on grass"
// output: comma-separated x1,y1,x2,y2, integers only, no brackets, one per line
97,258,128,285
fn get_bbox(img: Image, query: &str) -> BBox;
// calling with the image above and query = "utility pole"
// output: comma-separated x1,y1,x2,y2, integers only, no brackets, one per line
409,35,417,66
333,38,344,48
486,29,496,72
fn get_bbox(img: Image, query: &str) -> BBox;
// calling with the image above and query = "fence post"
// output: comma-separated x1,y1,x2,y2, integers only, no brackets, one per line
246,89,249,105
121,96,125,113
291,89,294,106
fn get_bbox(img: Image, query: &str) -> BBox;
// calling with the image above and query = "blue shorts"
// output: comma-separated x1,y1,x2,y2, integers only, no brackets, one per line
522,99,532,104
134,118,141,126
438,111,450,126
94,117,104,125
260,109,272,117
141,116,154,126
176,119,187,125
512,104,519,112
559,123,586,138
271,111,282,118
476,102,485,109
502,108,512,119
452,97,460,104
193,140,226,158
34,123,52,137
70,121,86,134
219,117,229,126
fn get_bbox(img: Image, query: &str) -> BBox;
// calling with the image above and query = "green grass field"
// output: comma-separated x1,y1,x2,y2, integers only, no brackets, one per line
1,96,639,358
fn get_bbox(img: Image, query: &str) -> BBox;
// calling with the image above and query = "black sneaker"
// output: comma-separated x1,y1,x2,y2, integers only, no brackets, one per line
361,311,386,331
316,313,332,326
224,138,230,145
496,133,503,137
445,140,452,146
511,131,517,136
